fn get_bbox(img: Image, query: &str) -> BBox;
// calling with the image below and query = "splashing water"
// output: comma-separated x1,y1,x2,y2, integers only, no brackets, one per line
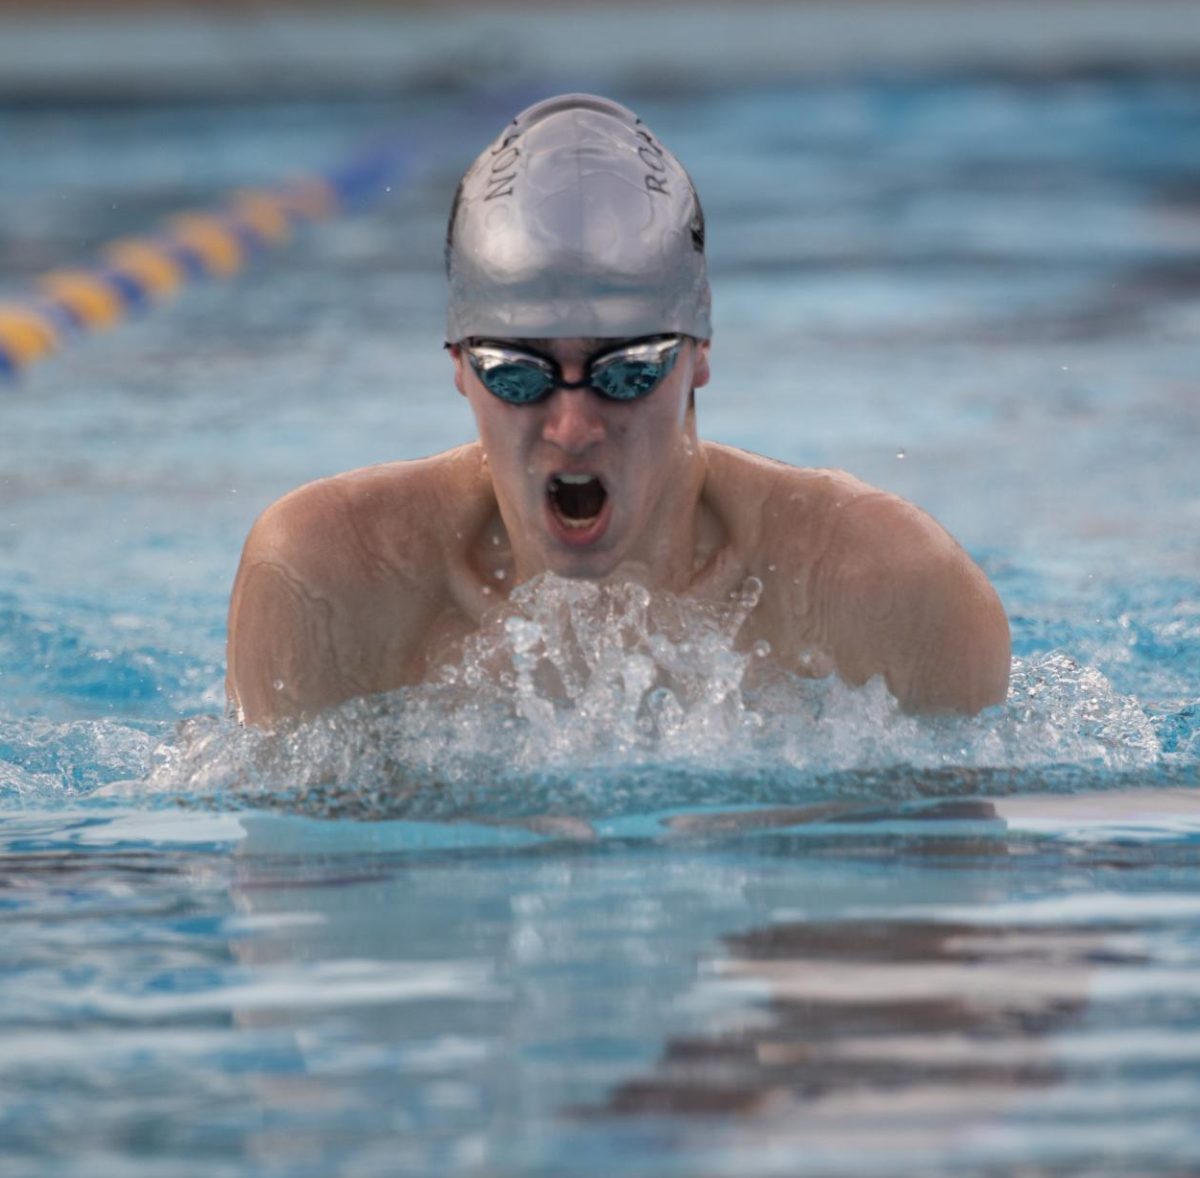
450,574,768,761
127,575,1167,820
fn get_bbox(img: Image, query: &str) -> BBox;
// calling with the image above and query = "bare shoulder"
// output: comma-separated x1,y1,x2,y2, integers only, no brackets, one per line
227,444,488,725
814,484,1011,715
241,443,485,592
702,443,1010,714
701,440,884,554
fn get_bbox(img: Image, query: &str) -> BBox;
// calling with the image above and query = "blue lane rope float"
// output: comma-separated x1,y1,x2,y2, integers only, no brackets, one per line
0,141,412,379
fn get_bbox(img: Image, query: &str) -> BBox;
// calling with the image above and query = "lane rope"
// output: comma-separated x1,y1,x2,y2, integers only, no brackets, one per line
0,140,412,379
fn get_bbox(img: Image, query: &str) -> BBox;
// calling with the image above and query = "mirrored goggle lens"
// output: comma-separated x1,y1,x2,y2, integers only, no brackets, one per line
467,336,683,405
590,345,680,400
469,353,556,404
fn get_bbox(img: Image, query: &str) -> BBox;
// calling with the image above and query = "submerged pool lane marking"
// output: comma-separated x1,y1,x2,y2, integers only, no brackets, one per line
0,144,408,379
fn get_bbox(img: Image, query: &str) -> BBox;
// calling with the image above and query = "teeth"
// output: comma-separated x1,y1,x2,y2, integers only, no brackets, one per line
547,472,607,530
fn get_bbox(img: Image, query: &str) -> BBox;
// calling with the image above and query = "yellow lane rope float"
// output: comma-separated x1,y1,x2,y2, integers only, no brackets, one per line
0,156,369,378
0,90,539,379
0,303,59,368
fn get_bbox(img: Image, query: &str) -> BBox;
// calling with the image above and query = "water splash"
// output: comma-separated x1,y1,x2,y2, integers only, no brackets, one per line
125,574,1173,820
0,716,160,802
444,574,767,762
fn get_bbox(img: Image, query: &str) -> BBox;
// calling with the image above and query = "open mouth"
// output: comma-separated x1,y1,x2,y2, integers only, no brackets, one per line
547,473,608,529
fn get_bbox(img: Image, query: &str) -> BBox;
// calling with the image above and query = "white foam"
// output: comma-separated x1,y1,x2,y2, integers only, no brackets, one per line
140,574,1164,816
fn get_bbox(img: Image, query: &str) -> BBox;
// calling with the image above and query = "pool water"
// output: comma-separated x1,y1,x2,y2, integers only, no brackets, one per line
3,48,1200,1178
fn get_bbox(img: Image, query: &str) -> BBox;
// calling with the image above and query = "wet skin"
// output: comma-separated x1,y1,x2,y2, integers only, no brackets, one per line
226,338,1011,726
453,336,718,584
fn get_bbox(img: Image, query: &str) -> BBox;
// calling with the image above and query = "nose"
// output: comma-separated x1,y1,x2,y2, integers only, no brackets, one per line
540,386,606,455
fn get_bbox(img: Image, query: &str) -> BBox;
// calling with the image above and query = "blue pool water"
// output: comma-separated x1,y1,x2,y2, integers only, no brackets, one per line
2,38,1200,1177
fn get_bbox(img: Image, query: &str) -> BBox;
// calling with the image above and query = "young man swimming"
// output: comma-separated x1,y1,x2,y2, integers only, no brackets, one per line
226,94,1010,727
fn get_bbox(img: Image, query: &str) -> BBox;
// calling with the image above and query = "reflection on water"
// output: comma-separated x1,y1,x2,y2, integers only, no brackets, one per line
4,805,1198,1176
574,817,1200,1177
599,916,1092,1118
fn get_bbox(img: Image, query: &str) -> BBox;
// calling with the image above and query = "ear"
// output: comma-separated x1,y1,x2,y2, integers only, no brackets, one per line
449,343,468,397
691,339,711,389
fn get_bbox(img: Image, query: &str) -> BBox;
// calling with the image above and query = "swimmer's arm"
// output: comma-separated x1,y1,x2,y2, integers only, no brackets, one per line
226,502,368,727
824,497,1011,715
226,479,439,727
226,561,352,727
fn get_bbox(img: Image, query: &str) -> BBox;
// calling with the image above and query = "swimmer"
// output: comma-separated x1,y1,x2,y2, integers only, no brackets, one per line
226,94,1010,726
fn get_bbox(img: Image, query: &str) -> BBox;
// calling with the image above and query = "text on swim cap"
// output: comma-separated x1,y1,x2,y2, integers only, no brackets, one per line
635,129,670,196
480,125,673,202
485,140,520,202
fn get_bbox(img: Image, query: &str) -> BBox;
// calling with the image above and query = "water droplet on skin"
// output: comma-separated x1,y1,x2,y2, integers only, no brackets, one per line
753,640,771,658
272,679,285,692
491,535,500,546
767,564,777,573
494,569,507,580
482,586,492,596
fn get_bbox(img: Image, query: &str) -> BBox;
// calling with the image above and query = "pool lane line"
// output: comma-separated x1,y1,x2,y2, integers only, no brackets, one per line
0,142,411,380
0,87,555,381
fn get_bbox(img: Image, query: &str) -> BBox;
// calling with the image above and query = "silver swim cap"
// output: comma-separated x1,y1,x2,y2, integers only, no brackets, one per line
445,94,711,342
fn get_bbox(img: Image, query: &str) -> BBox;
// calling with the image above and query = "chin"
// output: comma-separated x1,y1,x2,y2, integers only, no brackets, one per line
544,547,621,581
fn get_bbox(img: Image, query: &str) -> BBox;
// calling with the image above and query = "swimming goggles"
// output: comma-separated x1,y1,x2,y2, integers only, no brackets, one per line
461,335,683,406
